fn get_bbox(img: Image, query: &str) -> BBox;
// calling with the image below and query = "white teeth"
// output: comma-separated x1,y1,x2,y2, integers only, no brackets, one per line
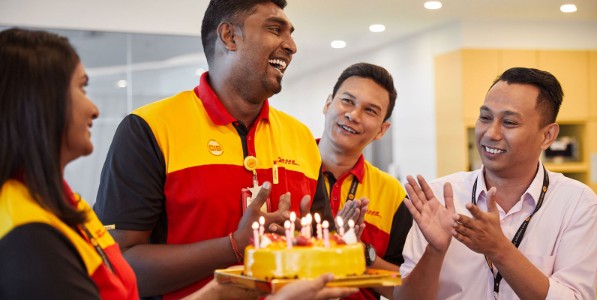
484,146,505,154
268,59,287,70
340,124,357,134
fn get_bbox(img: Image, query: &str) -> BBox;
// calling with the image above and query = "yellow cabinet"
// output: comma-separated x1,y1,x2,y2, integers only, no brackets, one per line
589,51,597,120
500,50,538,70
538,51,590,122
588,121,597,192
461,50,500,125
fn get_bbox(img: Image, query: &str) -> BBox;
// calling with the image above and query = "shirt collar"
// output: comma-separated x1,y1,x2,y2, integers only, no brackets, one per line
317,137,366,183
351,155,366,183
62,180,79,207
13,173,79,207
477,161,546,207
194,72,270,126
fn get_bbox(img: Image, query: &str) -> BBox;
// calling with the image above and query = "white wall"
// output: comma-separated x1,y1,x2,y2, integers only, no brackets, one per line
461,20,597,49
0,0,205,36
274,20,597,181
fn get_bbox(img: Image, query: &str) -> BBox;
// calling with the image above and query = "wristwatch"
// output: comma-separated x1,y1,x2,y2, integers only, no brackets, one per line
364,243,377,266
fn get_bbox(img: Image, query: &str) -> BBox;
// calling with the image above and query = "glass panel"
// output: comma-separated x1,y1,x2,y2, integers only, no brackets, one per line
1,26,206,204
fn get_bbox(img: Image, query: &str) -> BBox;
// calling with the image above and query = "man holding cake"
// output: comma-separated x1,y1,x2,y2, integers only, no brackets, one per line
318,63,413,299
395,68,597,299
94,0,334,298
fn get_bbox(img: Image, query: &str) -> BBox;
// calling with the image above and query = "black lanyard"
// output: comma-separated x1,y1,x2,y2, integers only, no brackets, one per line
74,193,114,273
326,172,359,203
471,167,549,298
80,224,114,272
346,176,359,202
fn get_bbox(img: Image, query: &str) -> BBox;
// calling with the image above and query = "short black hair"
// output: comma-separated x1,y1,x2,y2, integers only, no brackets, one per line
332,62,397,121
491,67,563,126
201,0,287,65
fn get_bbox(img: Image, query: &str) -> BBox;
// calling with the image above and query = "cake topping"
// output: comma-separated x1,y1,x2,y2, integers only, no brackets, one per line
259,234,271,248
294,235,313,246
342,228,358,245
248,213,359,250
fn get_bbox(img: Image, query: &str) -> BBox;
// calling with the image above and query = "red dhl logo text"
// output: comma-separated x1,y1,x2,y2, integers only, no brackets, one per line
366,210,381,218
276,156,300,166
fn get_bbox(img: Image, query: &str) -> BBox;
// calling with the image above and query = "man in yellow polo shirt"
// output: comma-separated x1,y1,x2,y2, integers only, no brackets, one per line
318,63,413,300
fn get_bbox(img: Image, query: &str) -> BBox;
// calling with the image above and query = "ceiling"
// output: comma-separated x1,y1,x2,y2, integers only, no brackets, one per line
283,0,597,75
2,0,596,78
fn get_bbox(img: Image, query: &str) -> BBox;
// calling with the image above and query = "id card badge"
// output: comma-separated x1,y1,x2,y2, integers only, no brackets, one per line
242,156,269,213
241,188,270,213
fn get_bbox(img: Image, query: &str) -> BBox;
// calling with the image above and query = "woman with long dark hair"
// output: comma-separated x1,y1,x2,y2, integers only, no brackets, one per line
0,28,138,299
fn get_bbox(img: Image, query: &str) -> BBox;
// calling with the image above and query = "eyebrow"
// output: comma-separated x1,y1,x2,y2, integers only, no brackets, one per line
480,105,522,118
341,91,383,112
341,91,356,99
267,16,295,33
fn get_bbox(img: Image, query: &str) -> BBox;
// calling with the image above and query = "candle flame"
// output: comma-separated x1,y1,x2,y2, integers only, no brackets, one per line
322,220,329,228
314,213,321,223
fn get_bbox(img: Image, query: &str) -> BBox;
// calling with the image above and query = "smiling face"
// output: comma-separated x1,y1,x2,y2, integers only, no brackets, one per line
475,80,557,179
322,76,390,155
60,63,99,168
230,2,296,101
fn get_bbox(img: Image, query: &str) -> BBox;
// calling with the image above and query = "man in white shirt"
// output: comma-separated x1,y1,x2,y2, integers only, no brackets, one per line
395,67,597,299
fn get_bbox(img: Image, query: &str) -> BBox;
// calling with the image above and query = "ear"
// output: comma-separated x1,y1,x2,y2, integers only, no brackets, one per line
373,121,391,141
217,22,237,51
540,123,560,151
322,94,333,114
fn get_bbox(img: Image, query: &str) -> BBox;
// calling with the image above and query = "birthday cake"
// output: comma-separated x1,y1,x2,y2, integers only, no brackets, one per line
243,217,365,280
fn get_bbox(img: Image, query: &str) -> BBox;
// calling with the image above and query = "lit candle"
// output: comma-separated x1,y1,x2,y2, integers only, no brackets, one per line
336,216,344,236
314,213,322,240
252,221,260,248
348,219,355,231
301,217,308,236
306,213,313,239
284,220,292,249
322,220,330,248
259,216,265,237
289,211,296,234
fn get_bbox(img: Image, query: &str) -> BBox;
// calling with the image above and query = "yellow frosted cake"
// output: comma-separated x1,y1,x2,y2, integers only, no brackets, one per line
243,234,365,280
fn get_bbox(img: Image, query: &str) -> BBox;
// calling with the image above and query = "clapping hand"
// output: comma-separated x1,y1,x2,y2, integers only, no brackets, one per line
452,187,509,257
404,175,456,253
336,197,369,239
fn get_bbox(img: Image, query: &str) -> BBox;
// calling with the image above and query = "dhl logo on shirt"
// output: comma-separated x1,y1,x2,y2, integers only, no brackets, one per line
366,210,382,218
276,156,300,166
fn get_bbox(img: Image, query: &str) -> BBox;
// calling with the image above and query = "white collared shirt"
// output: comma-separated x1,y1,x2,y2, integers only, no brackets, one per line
400,162,597,299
